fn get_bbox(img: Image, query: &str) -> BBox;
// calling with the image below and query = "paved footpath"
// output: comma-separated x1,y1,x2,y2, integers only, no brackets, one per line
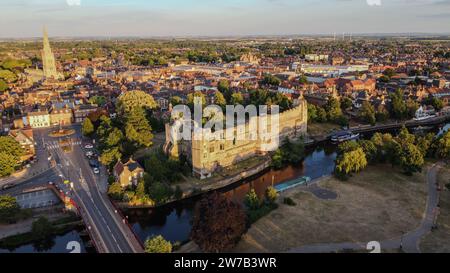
287,163,442,253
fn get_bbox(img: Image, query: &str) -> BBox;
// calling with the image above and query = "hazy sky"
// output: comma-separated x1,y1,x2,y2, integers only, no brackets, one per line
0,0,449,38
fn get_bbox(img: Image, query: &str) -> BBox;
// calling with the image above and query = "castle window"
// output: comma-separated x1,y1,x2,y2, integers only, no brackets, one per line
220,144,224,150
209,146,214,153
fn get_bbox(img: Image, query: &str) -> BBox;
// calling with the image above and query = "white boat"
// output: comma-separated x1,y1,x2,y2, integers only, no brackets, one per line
413,114,436,121
331,131,360,143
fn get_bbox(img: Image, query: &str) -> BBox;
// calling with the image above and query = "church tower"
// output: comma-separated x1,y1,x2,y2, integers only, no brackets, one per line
41,27,63,80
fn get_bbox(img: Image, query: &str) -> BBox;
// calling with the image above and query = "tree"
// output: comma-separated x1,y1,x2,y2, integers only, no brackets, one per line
316,107,327,122
335,147,368,179
88,96,106,106
0,152,17,177
31,217,54,240
0,79,8,92
0,195,21,223
100,147,121,167
108,182,124,200
396,126,415,147
81,118,94,137
230,93,244,105
406,99,419,119
191,192,247,253
125,107,153,147
416,133,434,157
298,75,308,84
117,90,157,113
399,143,424,175
324,96,343,123
0,69,17,83
265,186,278,204
217,80,230,95
359,140,377,163
307,103,318,122
424,96,444,112
214,91,226,107
436,131,450,159
375,105,389,122
170,96,182,106
135,179,146,199
337,140,360,154
144,235,172,253
271,149,284,169
340,97,353,110
187,91,207,107
359,101,376,125
0,136,24,161
262,74,281,86
389,89,407,119
104,127,123,147
244,189,260,210
0,136,23,176
147,181,173,205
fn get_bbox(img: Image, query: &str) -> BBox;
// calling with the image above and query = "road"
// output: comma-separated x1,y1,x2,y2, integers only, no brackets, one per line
287,163,442,253
31,126,143,253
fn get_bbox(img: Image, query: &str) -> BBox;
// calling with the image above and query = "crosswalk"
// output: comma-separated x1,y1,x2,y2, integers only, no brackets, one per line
45,139,82,150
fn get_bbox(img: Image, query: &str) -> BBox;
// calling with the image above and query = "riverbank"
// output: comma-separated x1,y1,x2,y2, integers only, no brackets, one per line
0,214,83,250
116,156,272,209
232,164,429,253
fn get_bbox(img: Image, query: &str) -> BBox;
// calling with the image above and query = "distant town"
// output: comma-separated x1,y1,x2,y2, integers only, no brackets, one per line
0,28,449,254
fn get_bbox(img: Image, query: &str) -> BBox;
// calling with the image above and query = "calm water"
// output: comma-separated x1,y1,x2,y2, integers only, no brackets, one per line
127,143,338,244
0,227,94,253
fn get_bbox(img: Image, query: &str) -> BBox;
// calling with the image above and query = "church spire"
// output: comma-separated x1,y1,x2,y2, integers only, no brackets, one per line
41,26,62,80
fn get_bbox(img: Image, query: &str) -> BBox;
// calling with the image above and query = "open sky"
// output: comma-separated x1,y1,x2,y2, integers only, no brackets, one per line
0,0,449,38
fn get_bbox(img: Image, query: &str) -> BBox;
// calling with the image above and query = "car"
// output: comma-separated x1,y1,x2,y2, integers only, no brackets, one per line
93,168,100,174
1,183,15,190
85,151,93,157
48,181,54,185
84,144,94,149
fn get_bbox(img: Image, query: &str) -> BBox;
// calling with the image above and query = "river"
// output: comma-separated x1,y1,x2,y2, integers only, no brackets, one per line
127,143,338,245
0,226,95,253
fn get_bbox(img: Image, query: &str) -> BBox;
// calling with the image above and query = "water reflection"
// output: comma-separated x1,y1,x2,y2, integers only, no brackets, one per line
127,143,337,243
0,227,91,253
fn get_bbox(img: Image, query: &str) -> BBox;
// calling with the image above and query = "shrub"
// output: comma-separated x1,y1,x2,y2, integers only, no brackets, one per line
144,235,172,253
283,197,297,206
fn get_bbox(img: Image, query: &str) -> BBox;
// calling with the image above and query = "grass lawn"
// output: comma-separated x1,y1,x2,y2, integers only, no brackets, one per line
232,164,428,253
420,166,450,253
307,122,340,137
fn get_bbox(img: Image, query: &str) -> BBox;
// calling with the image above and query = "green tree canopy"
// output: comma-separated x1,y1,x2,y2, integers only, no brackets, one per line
0,79,8,92
214,91,226,107
125,107,153,147
144,235,172,253
335,147,368,179
81,118,94,136
117,90,157,113
0,195,21,223
244,189,261,210
399,143,424,175
230,93,244,105
31,217,54,240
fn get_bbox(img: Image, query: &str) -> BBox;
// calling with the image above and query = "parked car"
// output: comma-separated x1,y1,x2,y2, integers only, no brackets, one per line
85,151,93,157
89,159,100,168
1,183,15,190
84,144,94,149
93,167,100,174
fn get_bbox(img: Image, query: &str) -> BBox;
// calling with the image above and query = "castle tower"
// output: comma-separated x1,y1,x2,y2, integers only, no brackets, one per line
41,27,63,80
